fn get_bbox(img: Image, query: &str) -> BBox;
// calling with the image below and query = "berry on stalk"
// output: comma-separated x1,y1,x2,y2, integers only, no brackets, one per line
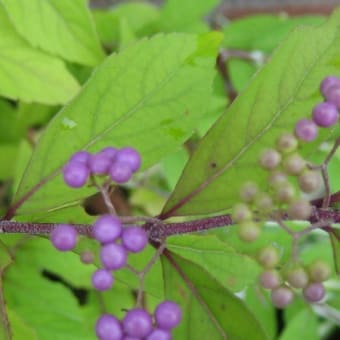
92,269,114,291
298,170,321,193
320,76,340,96
257,245,280,269
283,153,306,176
115,147,141,173
123,308,153,338
240,182,258,203
69,150,90,164
312,102,339,127
276,133,298,154
323,84,340,108
271,286,294,308
294,119,318,142
122,227,148,253
62,161,89,188
259,270,281,289
308,260,331,282
232,203,252,223
50,224,77,251
93,214,122,244
89,152,112,175
100,243,127,270
155,301,182,330
259,149,281,170
284,266,309,289
109,161,132,184
303,282,325,302
95,314,123,340
146,329,171,340
287,198,312,220
237,221,261,242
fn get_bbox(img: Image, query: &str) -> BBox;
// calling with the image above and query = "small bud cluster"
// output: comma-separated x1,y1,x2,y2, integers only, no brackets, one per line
51,147,182,339
62,146,141,188
295,76,340,142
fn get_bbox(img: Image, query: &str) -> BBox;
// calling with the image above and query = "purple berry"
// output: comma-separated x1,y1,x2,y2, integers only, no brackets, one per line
320,76,340,96
96,314,123,340
295,119,318,142
259,270,281,289
155,301,182,330
93,215,122,244
123,308,153,338
89,152,112,175
109,161,132,184
100,146,118,160
271,286,294,308
62,161,89,188
312,102,339,127
324,84,340,108
303,282,325,302
92,269,114,291
100,243,127,270
50,224,77,251
69,150,90,164
122,227,148,253
146,329,172,340
115,147,141,173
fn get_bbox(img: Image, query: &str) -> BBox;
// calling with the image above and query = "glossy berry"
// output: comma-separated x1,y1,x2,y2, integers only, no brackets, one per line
123,308,153,338
320,76,340,96
122,227,148,253
115,147,141,173
312,102,339,127
146,328,171,340
259,149,281,170
93,214,122,244
100,243,127,270
257,245,280,269
283,153,306,176
89,152,112,175
271,286,294,308
109,161,132,184
232,203,252,223
308,260,331,282
323,84,340,108
240,182,258,203
285,266,309,289
276,133,298,154
69,150,90,164
95,314,123,340
92,269,114,291
298,171,321,193
287,198,312,220
50,224,77,251
294,119,318,142
303,282,325,302
259,270,281,289
237,221,260,242
62,161,89,188
155,301,182,330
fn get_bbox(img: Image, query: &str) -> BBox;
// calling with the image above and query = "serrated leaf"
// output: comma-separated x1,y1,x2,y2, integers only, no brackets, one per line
0,6,79,105
0,0,104,66
167,234,261,292
162,251,269,340
12,32,221,219
162,10,340,217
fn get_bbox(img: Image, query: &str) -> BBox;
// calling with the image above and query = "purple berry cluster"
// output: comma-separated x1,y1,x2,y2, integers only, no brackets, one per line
91,214,148,291
62,146,141,188
295,76,340,142
96,301,182,340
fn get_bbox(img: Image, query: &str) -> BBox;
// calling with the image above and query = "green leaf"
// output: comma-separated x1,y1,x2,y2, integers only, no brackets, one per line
162,251,269,340
0,144,18,180
330,229,340,274
167,234,261,292
12,32,221,219
162,10,340,217
6,309,37,340
0,0,104,66
0,6,79,105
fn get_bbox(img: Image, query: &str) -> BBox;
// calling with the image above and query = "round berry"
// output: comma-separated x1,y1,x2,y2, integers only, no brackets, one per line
92,269,114,291
237,221,261,242
312,102,339,127
259,149,281,170
271,286,294,308
255,193,273,214
89,152,112,175
308,260,331,282
50,224,77,251
155,301,182,330
320,76,340,96
62,161,89,188
146,328,171,340
295,119,318,142
100,146,118,160
100,243,127,270
324,84,340,108
303,282,325,302
93,214,122,244
276,133,298,154
283,153,306,176
96,314,122,340
285,266,309,288
69,150,90,164
122,227,148,253
240,182,258,203
115,147,141,173
232,203,252,223
123,308,153,338
268,171,288,189
274,184,296,204
298,170,321,193
257,245,280,269
109,161,132,184
80,250,94,264
287,198,312,220
259,270,281,289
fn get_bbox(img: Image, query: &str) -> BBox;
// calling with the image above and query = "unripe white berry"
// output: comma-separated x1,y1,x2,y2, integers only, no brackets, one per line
308,260,331,282
232,203,252,223
259,270,281,289
240,182,258,203
257,245,280,269
237,221,261,242
276,133,298,154
283,153,306,176
259,149,282,170
284,266,309,288
287,198,312,220
271,286,294,308
298,171,321,194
